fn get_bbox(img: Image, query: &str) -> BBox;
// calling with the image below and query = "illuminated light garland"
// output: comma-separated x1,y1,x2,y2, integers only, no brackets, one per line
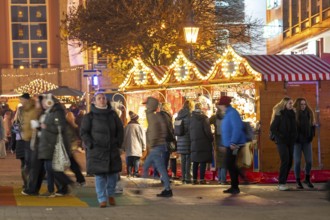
0,66,83,78
120,45,264,90
132,59,150,86
14,79,58,95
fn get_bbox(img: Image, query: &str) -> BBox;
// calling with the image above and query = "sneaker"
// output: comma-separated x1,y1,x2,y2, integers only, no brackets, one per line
156,189,173,197
223,188,240,194
21,190,38,196
108,197,116,206
39,192,56,198
99,201,107,208
278,184,290,191
55,192,65,197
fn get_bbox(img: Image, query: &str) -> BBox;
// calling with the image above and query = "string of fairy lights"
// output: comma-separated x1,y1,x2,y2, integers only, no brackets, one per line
0,66,84,78
119,46,262,89
14,79,58,95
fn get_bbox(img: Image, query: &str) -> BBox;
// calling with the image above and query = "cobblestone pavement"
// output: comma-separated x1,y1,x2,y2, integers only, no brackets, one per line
1,151,330,220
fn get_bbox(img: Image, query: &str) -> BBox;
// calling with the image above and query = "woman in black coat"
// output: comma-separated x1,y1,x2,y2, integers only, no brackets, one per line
80,92,124,208
176,100,194,184
37,94,73,197
189,103,213,184
270,97,297,191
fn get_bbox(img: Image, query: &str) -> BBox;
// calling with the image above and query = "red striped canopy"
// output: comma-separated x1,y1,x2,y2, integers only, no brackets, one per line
243,55,330,81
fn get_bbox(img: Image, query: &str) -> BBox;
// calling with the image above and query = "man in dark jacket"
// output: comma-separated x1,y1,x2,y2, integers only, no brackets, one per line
80,92,124,207
142,96,173,197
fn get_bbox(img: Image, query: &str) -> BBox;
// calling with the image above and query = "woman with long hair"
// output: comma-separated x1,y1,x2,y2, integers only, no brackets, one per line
270,97,297,191
293,98,315,189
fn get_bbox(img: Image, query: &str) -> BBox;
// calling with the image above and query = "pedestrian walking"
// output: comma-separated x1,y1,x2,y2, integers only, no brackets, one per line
293,98,315,189
80,92,124,207
270,97,297,191
141,96,173,197
37,94,73,197
217,96,246,194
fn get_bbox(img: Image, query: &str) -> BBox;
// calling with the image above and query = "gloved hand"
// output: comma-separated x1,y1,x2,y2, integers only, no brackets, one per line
30,120,40,129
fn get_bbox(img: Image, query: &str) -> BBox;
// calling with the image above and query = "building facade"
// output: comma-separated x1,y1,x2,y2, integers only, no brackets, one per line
266,0,330,61
0,0,85,95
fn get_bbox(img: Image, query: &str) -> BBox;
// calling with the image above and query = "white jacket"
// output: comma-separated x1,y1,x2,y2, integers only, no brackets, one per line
122,122,146,157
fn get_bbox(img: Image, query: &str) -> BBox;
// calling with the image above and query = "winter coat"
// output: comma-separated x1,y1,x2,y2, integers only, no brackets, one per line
210,113,226,168
145,99,167,148
296,109,315,144
160,110,175,142
221,105,247,147
21,99,40,141
176,107,192,154
122,120,146,157
80,103,124,175
190,110,213,163
38,103,70,160
270,108,297,145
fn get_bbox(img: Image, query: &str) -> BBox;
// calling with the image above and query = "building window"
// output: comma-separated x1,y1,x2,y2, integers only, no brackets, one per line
11,0,47,68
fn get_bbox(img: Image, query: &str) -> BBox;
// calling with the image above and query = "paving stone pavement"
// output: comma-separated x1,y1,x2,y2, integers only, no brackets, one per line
1,151,330,220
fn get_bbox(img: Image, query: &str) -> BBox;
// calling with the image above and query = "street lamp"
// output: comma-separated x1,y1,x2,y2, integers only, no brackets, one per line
183,11,199,60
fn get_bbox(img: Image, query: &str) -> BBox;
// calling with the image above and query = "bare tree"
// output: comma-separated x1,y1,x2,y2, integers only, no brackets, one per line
62,0,263,75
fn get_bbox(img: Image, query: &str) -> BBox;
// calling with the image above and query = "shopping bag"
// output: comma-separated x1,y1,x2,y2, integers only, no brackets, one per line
236,142,253,168
52,126,71,172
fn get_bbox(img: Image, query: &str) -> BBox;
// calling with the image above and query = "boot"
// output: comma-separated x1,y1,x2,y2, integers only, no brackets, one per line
303,174,314,188
296,178,304,189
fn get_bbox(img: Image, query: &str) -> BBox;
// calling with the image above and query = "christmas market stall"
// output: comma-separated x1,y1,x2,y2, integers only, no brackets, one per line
118,46,330,182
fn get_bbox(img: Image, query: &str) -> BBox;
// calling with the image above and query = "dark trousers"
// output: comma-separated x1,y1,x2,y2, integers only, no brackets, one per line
26,149,45,194
225,148,239,189
23,141,32,176
276,143,294,184
126,156,140,176
192,162,206,180
70,156,85,183
170,158,177,177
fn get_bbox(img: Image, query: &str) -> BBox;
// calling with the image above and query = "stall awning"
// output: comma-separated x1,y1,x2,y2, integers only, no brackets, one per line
243,54,330,81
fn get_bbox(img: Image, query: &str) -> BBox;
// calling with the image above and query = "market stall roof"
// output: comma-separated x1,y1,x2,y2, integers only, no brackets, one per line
243,54,330,81
43,86,84,96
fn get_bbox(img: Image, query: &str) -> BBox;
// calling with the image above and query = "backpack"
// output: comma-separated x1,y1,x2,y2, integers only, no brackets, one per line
174,119,184,136
243,121,254,142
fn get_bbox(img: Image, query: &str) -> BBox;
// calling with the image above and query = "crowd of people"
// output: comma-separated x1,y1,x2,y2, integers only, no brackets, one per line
1,92,328,208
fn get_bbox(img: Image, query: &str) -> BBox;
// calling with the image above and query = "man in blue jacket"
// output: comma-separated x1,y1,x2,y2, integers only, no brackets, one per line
217,96,246,194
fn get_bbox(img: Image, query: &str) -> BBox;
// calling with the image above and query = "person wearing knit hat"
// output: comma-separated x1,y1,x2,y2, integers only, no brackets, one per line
217,95,247,194
129,111,139,121
217,96,232,106
122,110,146,178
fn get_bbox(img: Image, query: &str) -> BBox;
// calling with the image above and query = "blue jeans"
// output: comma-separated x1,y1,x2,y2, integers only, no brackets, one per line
95,173,118,203
218,167,227,182
294,142,312,179
180,154,191,181
153,150,170,178
44,160,55,193
143,145,171,190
